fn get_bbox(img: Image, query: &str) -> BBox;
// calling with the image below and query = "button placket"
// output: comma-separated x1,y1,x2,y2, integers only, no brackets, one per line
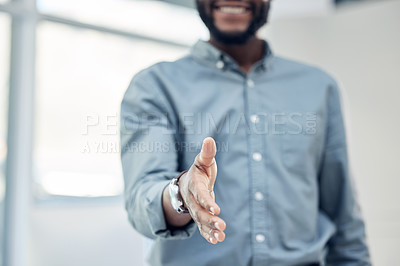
244,75,269,257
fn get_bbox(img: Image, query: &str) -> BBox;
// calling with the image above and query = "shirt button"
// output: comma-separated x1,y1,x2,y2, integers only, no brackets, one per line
252,152,262,162
247,79,254,88
250,114,259,124
216,61,224,69
254,192,264,201
256,234,265,243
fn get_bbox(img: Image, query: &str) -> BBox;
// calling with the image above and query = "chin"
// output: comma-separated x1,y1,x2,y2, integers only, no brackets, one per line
219,29,247,36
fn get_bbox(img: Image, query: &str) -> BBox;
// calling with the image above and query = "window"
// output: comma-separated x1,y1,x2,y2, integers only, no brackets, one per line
37,0,208,46
34,21,188,198
0,2,202,262
0,11,11,264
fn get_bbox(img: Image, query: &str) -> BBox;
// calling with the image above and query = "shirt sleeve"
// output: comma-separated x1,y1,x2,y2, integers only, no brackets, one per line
318,81,371,265
120,71,196,240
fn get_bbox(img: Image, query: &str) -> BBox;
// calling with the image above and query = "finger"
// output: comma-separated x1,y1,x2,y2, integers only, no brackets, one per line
208,163,217,192
190,183,220,215
194,137,218,191
197,137,217,167
186,193,226,232
211,191,215,201
186,195,226,244
187,174,219,214
199,223,226,244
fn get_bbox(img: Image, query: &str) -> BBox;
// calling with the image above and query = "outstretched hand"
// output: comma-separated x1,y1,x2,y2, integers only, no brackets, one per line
179,137,226,244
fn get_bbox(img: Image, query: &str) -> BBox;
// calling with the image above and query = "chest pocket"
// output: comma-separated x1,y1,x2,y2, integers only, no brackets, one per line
279,116,324,176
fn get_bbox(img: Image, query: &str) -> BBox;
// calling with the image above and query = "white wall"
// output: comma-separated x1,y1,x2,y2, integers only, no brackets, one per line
269,0,334,19
264,0,400,264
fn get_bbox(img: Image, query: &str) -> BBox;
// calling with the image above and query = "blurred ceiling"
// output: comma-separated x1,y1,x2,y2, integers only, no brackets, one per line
158,0,363,9
160,0,195,8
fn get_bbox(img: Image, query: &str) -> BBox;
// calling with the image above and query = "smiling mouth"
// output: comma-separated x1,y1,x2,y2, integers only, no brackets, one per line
213,1,252,15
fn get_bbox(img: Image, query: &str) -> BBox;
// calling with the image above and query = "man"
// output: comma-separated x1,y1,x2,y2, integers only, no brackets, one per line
120,0,371,265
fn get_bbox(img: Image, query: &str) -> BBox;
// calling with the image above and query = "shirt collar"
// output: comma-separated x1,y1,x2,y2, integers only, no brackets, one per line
189,39,273,73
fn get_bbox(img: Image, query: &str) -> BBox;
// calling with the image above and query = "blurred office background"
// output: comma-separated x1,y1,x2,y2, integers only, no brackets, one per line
0,0,399,265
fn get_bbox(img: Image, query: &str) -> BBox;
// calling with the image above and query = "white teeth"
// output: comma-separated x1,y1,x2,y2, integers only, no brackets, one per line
219,6,247,14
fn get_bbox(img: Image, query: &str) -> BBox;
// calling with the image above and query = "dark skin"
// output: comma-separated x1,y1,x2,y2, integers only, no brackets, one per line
205,0,269,73
210,37,265,74
162,0,269,245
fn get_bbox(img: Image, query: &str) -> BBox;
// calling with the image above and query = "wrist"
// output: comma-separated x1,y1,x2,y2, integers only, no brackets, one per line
162,183,191,228
178,171,189,208
169,170,189,214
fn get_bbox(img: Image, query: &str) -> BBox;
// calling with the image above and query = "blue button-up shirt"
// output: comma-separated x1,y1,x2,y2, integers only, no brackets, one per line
120,40,370,266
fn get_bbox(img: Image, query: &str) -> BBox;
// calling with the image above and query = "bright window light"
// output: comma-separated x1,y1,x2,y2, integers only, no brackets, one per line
35,22,186,198
37,0,209,45
41,171,123,197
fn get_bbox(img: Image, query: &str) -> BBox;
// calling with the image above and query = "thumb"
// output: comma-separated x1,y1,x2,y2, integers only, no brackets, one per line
198,137,217,167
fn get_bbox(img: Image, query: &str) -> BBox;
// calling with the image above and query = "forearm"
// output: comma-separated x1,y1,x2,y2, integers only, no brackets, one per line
121,73,197,240
162,184,192,227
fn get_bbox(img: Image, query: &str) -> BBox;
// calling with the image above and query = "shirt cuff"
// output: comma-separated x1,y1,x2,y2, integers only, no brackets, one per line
145,179,197,240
